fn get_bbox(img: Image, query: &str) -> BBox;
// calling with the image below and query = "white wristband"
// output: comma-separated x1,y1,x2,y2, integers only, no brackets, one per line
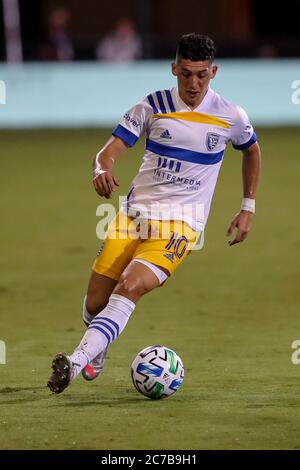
241,198,255,213
94,168,107,177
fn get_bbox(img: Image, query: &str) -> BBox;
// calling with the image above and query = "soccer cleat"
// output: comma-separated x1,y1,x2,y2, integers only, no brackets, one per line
47,352,72,394
81,347,108,381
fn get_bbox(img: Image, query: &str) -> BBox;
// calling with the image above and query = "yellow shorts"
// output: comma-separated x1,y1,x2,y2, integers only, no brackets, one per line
92,211,201,281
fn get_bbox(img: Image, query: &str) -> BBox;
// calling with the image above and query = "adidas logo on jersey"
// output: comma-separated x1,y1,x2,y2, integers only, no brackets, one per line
160,129,172,139
163,252,175,263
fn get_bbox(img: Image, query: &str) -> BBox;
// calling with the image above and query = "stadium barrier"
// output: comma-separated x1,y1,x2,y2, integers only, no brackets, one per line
0,60,299,128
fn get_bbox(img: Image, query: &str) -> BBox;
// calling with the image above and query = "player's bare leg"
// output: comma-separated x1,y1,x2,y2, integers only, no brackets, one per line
112,259,169,303
86,271,118,315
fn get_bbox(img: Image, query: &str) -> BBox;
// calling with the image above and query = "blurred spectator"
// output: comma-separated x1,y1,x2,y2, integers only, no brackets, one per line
257,43,278,58
96,17,142,62
41,7,74,61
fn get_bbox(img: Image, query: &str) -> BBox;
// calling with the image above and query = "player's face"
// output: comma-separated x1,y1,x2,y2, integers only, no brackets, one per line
172,58,218,109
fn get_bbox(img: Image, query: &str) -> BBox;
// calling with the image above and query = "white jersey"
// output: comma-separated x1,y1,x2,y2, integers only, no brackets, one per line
112,87,257,231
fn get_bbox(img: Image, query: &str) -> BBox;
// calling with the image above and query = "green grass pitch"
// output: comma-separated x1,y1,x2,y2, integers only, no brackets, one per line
0,128,300,450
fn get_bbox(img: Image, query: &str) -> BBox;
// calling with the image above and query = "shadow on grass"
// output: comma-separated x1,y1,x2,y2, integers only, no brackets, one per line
52,396,146,407
0,383,179,407
0,385,147,407
0,386,45,394
0,385,51,405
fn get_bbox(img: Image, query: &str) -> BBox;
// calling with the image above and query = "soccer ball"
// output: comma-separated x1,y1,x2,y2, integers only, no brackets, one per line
131,345,184,399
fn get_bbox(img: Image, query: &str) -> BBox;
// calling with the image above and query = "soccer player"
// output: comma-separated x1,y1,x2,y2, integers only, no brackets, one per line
47,33,261,393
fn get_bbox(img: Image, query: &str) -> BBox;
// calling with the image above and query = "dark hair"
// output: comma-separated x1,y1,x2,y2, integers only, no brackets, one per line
176,33,216,62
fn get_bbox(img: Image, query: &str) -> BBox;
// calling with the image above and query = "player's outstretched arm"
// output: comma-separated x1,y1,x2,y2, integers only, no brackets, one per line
227,142,261,246
93,136,128,199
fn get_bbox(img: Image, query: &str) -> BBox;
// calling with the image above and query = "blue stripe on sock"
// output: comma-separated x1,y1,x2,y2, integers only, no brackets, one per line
90,320,116,340
101,316,120,336
88,325,111,345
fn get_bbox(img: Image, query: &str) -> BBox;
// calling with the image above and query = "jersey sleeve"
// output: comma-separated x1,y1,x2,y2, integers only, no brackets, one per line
112,96,152,147
230,105,257,151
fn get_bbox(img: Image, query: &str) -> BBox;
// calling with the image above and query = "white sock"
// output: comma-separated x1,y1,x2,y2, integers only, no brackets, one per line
69,294,135,379
82,296,93,326
82,295,108,368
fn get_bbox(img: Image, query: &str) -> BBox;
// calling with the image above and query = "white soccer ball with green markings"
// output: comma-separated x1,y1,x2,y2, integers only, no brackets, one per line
131,345,184,399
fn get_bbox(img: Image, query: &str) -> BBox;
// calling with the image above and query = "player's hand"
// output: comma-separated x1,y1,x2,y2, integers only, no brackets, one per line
226,211,253,246
93,170,120,199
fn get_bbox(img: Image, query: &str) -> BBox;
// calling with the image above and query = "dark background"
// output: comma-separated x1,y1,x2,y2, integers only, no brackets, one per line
0,0,300,61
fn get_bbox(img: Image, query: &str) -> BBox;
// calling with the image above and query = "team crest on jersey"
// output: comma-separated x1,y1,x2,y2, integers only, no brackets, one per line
206,133,220,151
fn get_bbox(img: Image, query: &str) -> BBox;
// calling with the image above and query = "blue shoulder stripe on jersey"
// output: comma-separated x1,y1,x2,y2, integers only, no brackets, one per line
146,139,224,165
155,91,167,114
147,94,159,114
165,89,175,112
232,132,257,150
112,124,139,147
